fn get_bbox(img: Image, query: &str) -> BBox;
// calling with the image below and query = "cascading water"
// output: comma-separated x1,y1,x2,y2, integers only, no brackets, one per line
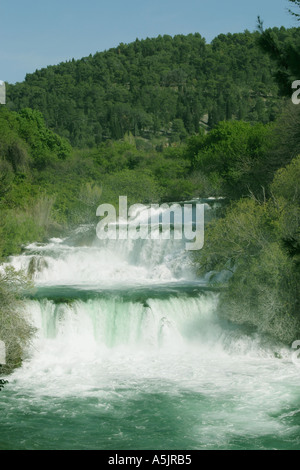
1,200,299,450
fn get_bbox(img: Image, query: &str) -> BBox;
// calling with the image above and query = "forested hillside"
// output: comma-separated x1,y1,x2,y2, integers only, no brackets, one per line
6,28,298,147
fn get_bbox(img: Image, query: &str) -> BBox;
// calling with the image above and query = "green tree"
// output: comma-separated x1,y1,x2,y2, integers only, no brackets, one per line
258,22,300,96
7,30,283,147
185,120,273,198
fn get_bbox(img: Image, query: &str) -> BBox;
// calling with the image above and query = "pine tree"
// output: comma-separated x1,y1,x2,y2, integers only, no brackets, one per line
257,3,300,96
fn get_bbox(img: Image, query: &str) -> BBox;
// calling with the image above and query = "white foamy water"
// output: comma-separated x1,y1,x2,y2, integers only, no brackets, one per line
8,235,194,287
2,210,300,450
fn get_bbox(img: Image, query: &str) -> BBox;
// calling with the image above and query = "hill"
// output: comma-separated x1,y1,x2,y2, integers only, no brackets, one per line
6,28,298,147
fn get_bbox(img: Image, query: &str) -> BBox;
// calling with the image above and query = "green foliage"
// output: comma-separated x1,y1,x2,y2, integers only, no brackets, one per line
103,169,162,206
0,267,36,374
271,154,300,268
0,160,14,198
184,120,273,198
258,25,300,96
0,107,70,257
271,152,300,205
195,158,300,344
6,30,286,147
0,106,71,171
0,195,55,258
0,109,200,239
16,108,71,169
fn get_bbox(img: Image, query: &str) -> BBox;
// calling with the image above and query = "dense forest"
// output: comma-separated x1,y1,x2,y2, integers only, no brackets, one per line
7,28,299,147
1,20,300,372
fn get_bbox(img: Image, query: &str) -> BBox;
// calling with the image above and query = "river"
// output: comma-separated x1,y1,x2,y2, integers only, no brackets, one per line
0,201,299,450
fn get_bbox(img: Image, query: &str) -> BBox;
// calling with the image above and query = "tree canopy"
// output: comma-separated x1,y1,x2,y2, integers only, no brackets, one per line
7,29,296,147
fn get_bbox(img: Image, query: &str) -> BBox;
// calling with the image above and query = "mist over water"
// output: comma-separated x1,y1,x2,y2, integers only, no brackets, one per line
1,202,300,450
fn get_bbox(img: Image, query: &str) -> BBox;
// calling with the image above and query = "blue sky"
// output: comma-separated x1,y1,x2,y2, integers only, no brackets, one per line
0,0,296,84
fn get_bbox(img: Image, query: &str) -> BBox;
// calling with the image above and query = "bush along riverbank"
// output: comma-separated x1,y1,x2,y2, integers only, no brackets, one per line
0,267,36,376
193,125,300,344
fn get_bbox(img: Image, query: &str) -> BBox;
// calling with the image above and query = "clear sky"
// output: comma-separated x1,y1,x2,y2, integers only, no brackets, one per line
0,0,296,84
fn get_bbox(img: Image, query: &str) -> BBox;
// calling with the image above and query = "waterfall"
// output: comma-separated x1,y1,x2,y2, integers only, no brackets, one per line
2,199,299,451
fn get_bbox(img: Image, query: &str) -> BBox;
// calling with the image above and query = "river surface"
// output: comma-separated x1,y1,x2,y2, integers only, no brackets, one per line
0,202,299,450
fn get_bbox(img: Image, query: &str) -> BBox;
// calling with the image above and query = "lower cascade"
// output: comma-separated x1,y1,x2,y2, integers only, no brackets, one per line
1,217,300,450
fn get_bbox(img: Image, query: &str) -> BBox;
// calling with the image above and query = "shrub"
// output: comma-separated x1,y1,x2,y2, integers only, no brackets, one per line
0,267,36,374
195,194,300,343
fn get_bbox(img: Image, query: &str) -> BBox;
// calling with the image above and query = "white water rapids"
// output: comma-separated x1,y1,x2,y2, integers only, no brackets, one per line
1,202,300,450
